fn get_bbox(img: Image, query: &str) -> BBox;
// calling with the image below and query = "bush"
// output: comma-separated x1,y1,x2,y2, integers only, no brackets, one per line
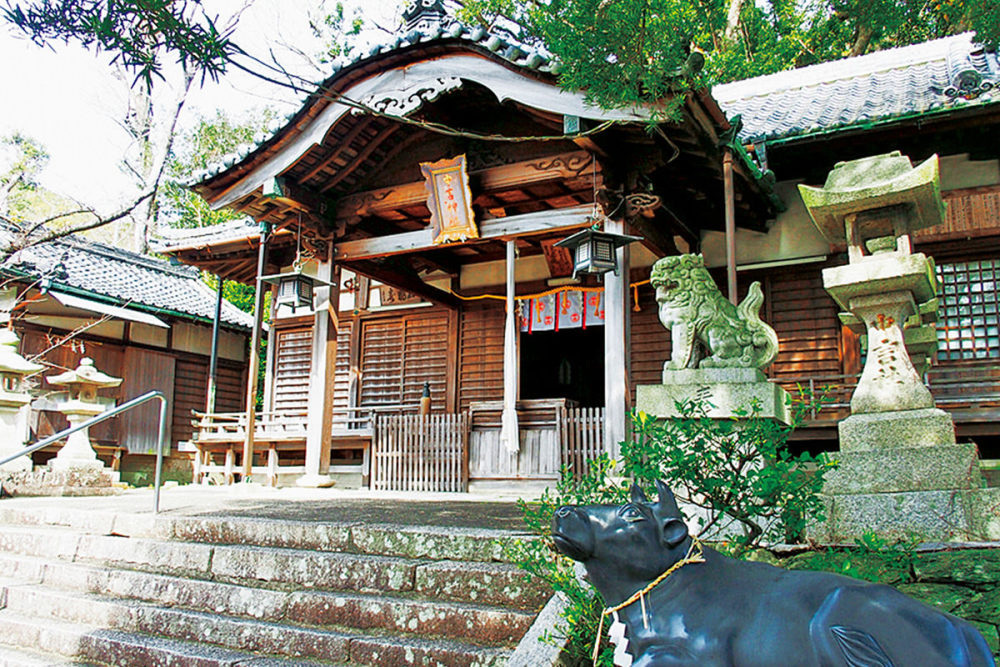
624,395,837,550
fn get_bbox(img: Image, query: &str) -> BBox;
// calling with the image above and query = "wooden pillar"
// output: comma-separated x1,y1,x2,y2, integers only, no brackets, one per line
205,276,224,413
300,245,339,487
499,239,520,454
604,218,630,458
242,224,270,481
723,149,738,305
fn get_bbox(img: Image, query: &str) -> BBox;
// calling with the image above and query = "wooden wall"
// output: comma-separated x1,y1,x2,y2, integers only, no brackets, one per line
629,284,670,402
457,301,505,411
764,267,843,381
19,325,246,450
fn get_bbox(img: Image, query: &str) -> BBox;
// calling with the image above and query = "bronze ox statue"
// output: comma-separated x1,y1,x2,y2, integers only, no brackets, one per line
552,481,996,667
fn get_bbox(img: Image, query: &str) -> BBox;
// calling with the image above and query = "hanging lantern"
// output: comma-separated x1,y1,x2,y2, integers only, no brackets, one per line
555,227,642,278
260,269,334,311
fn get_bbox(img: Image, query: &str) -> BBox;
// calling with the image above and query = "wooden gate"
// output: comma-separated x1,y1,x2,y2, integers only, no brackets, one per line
373,414,469,492
559,407,605,480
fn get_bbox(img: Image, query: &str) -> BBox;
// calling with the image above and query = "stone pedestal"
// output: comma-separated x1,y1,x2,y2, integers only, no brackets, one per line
49,400,107,472
0,401,32,472
801,152,999,542
637,368,790,424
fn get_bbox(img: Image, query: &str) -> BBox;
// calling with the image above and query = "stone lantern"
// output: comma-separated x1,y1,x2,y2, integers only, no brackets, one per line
800,152,944,415
800,151,1000,542
47,358,122,472
0,328,44,472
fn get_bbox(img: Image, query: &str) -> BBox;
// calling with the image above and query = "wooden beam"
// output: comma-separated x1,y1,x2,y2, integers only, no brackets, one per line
343,259,462,310
331,151,600,219
335,205,597,262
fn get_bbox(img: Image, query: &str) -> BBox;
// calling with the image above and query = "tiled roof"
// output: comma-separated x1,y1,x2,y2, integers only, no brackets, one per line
189,18,552,185
153,219,261,251
712,33,1000,143
1,223,253,330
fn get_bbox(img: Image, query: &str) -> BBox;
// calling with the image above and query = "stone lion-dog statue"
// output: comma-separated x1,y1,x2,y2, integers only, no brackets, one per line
650,254,778,371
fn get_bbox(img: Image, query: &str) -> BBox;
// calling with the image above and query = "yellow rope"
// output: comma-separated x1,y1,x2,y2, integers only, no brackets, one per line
448,279,652,303
591,538,705,663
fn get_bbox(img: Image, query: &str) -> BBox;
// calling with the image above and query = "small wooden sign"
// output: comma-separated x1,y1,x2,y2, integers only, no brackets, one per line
420,154,479,244
379,285,421,306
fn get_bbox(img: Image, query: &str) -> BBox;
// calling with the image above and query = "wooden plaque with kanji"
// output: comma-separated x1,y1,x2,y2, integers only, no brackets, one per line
420,154,479,244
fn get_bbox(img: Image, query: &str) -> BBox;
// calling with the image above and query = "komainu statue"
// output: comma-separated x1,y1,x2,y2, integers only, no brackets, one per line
650,254,778,370
552,481,996,667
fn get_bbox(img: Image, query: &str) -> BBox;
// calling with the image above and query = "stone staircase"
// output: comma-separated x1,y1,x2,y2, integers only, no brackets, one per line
0,505,550,666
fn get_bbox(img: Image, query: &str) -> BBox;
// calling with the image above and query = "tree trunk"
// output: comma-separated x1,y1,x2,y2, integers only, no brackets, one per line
850,23,874,57
723,0,744,45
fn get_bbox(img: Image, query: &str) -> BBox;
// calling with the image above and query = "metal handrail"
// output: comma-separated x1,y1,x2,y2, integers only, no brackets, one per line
0,391,169,514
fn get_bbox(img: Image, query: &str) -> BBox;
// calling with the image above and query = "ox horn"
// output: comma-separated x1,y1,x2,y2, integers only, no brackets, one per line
655,479,681,516
630,482,648,503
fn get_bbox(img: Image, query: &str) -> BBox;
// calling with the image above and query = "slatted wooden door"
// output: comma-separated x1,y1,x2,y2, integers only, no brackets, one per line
271,326,313,413
373,414,469,492
559,406,605,480
457,302,505,410
359,311,450,409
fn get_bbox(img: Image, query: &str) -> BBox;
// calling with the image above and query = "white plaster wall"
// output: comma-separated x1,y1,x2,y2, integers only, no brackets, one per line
702,180,832,269
26,315,125,340
172,322,245,361
461,254,551,290
939,154,1000,190
129,322,168,348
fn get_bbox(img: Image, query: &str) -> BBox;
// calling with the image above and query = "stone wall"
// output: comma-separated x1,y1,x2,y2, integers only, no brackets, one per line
764,546,1000,659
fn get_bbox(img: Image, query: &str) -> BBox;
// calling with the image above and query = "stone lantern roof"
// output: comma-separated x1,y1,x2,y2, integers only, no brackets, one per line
48,358,122,393
798,151,946,244
0,329,43,377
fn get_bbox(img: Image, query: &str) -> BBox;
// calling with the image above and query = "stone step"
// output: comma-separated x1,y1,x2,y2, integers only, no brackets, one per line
0,506,529,563
0,554,533,646
0,526,549,610
3,585,353,663
0,611,312,667
0,644,99,667
0,598,511,667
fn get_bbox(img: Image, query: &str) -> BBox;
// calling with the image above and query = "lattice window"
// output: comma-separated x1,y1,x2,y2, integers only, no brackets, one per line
936,259,1000,360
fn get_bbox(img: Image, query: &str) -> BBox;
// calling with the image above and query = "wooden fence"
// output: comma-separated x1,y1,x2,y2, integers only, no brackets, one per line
373,414,469,492
559,406,605,480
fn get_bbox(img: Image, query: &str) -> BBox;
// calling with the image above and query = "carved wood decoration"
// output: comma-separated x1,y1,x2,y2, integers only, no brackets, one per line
420,155,480,244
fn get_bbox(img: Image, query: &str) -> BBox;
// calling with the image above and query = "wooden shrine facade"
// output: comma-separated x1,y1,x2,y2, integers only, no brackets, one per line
162,25,778,490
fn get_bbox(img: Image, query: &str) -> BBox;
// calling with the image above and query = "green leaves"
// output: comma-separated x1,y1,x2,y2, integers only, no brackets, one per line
626,394,836,550
3,0,235,88
462,0,992,112
161,108,276,229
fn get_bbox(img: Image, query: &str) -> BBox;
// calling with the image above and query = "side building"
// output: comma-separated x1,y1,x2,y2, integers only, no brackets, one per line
2,220,252,484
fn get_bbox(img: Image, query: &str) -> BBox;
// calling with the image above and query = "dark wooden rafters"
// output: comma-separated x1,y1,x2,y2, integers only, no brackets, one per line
344,258,461,310
320,124,402,193
298,116,378,184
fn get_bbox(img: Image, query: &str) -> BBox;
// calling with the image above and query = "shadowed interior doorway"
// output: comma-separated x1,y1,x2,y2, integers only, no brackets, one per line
519,327,605,406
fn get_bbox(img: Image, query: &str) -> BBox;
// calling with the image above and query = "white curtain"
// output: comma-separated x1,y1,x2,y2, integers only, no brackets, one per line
499,240,520,454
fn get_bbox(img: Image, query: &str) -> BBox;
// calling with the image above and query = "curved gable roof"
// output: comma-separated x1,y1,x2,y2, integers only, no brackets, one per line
193,26,652,209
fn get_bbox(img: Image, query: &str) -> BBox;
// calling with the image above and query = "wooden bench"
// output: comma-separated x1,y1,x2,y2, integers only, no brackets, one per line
190,406,411,487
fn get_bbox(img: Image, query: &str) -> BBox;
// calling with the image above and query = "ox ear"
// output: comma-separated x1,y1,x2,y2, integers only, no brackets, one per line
661,518,689,549
655,480,681,516
630,482,648,504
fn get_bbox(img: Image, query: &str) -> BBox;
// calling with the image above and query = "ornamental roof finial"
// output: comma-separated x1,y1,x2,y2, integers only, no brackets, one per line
402,0,448,32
